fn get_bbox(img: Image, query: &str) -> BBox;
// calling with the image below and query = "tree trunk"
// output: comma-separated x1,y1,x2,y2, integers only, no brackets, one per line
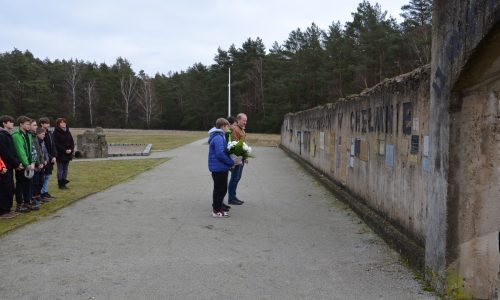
84,80,96,127
65,61,80,121
120,74,137,127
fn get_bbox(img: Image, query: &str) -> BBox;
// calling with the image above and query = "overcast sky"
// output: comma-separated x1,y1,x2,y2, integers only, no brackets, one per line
0,0,408,75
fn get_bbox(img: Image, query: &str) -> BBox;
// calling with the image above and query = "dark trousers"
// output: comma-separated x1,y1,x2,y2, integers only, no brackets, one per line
57,161,69,180
212,171,228,211
15,170,32,205
0,169,14,214
31,170,44,198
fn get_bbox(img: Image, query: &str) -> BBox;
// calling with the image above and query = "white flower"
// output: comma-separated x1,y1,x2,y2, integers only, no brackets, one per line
242,142,252,154
227,141,238,150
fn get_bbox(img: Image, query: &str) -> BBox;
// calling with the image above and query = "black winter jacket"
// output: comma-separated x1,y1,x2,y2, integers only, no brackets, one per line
0,128,21,169
53,127,75,162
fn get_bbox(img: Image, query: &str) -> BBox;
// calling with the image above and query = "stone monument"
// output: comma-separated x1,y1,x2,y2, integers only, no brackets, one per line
75,127,108,158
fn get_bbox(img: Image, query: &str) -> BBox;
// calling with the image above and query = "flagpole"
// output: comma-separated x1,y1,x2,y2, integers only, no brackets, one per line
228,67,231,117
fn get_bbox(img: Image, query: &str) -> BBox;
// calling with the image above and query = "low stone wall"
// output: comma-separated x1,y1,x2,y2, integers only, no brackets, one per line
107,144,153,157
281,65,430,246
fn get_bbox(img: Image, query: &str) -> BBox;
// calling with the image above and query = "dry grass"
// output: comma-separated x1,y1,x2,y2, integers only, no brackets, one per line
71,128,281,148
72,129,207,151
246,133,281,147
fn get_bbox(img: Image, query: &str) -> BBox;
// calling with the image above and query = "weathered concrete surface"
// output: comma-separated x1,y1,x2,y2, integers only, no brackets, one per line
447,29,500,296
0,139,436,299
281,66,431,266
283,66,431,244
427,1,500,298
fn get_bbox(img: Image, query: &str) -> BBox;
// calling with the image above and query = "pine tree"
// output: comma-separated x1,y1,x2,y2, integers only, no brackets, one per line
400,0,433,66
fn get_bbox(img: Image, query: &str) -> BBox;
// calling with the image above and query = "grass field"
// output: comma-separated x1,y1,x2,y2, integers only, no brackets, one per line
246,133,281,147
0,158,168,237
72,129,207,151
72,128,281,148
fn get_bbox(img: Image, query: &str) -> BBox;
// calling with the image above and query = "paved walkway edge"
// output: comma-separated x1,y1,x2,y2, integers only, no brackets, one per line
280,144,427,274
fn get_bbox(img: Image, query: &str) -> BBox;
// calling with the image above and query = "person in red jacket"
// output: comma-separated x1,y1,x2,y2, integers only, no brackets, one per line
0,157,7,174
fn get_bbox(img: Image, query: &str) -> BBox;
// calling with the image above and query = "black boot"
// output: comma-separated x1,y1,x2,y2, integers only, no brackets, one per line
63,179,70,184
58,180,67,189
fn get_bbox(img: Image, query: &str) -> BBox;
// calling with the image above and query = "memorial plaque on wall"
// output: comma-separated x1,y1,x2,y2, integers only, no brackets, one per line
378,139,385,155
423,135,429,157
422,156,430,172
412,117,419,132
303,132,310,153
410,135,419,154
385,144,394,167
359,140,369,161
354,138,361,157
403,102,413,135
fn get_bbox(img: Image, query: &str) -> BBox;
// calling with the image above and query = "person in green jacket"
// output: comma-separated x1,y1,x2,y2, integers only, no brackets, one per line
12,116,38,212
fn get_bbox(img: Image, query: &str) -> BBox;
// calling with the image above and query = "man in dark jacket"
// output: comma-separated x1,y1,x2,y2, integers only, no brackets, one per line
0,115,22,217
39,117,57,198
208,118,240,218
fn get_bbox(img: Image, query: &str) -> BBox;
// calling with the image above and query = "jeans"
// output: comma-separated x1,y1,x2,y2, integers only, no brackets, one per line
41,174,51,194
57,161,69,180
228,164,244,201
212,172,228,211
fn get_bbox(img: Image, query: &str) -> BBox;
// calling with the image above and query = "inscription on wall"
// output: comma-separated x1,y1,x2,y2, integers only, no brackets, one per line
349,105,395,134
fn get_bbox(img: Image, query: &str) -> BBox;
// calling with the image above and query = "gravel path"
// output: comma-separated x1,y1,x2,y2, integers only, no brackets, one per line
0,139,437,299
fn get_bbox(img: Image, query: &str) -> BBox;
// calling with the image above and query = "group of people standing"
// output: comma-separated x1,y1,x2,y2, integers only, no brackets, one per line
0,115,74,218
208,113,248,218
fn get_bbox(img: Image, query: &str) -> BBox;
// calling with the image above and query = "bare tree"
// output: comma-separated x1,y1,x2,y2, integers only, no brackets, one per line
83,80,97,127
137,74,159,128
65,59,81,120
120,74,137,126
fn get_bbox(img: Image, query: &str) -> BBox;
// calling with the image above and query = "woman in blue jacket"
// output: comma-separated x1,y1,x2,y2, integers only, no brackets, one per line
208,118,240,218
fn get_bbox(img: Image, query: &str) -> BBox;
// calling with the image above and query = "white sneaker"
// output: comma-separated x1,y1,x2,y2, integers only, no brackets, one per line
212,210,229,218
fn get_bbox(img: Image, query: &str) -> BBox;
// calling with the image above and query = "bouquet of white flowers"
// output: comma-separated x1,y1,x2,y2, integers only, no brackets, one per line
227,139,252,161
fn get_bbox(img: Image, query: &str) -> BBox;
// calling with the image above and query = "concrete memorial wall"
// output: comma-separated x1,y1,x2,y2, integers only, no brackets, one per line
427,1,500,298
281,1,500,297
281,65,430,244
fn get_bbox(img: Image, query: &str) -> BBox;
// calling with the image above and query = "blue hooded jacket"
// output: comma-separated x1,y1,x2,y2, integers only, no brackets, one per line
208,127,234,172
